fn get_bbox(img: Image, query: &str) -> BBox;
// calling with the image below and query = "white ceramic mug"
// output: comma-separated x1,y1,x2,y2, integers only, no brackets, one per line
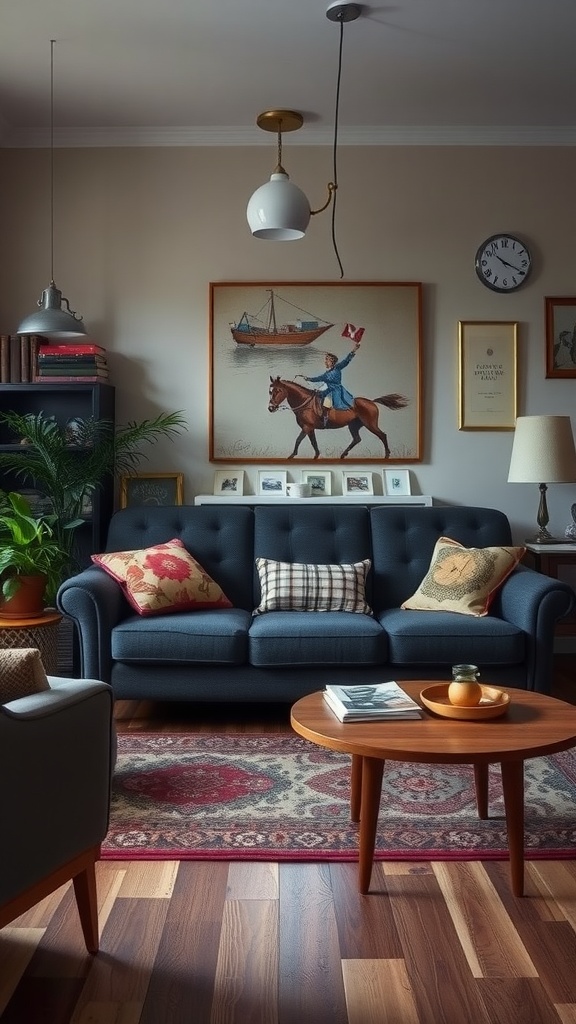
287,482,311,498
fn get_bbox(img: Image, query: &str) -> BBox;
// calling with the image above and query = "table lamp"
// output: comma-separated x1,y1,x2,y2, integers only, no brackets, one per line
508,415,576,542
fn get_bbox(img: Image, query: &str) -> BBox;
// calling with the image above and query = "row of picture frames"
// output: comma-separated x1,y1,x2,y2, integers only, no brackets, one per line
214,469,412,498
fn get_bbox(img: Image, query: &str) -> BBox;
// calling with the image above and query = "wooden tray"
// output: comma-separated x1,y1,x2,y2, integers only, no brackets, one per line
420,683,510,720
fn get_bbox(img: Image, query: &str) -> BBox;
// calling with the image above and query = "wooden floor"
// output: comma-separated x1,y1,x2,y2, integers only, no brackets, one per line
2,658,575,1024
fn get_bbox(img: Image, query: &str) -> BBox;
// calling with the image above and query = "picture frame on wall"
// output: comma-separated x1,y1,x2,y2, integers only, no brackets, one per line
119,472,184,509
301,469,332,497
383,468,411,496
458,321,518,430
210,281,423,464
213,469,245,496
342,471,374,495
258,470,288,496
545,297,576,378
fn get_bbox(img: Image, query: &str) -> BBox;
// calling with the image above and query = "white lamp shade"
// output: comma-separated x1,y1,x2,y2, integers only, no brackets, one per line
247,171,311,240
508,415,576,482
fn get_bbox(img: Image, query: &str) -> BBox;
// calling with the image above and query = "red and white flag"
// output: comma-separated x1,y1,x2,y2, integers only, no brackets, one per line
342,323,365,343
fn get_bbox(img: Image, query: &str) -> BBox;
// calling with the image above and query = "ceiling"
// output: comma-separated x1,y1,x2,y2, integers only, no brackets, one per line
2,0,576,148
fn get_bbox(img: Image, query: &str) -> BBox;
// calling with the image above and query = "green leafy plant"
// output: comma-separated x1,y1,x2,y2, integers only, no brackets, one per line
0,489,71,604
0,410,188,594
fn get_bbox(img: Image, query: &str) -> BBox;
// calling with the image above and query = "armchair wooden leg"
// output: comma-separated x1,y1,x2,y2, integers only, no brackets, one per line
73,858,100,954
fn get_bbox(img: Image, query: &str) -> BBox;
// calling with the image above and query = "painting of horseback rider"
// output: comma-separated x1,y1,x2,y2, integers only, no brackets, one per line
300,343,361,427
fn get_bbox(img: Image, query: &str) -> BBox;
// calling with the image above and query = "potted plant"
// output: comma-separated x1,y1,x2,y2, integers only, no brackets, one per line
0,409,187,597
0,489,71,614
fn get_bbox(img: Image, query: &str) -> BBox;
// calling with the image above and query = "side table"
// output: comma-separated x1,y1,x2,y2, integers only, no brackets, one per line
0,611,63,674
523,543,576,636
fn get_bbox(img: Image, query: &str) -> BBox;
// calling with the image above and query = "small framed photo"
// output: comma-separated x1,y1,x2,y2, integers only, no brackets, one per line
383,468,411,496
342,471,373,495
258,470,288,496
120,472,184,509
213,470,245,496
545,297,576,378
301,470,332,497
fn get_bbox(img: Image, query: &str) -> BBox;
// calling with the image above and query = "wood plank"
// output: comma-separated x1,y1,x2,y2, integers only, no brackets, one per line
278,863,348,1024
330,862,403,959
555,1006,576,1024
0,928,44,1014
210,900,278,1024
477,978,567,1024
342,958,419,1024
432,861,537,978
117,861,179,899
529,862,576,931
226,862,279,901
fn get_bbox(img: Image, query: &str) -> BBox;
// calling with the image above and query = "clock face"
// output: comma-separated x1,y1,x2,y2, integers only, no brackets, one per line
475,234,532,292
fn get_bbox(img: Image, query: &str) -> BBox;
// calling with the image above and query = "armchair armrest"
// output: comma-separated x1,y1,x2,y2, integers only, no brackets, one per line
57,567,128,683
494,565,575,692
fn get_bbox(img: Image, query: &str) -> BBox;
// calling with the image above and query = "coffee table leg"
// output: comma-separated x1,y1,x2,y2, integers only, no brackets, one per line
500,760,525,897
350,754,362,822
358,756,385,895
474,763,489,819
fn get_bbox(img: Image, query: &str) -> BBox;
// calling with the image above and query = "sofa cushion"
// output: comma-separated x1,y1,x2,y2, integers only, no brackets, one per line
249,609,386,667
379,607,525,666
401,536,525,617
92,538,233,616
111,608,251,665
254,557,371,614
0,648,50,703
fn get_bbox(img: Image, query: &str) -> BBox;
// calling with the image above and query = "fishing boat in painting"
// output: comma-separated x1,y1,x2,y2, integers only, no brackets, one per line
230,289,333,346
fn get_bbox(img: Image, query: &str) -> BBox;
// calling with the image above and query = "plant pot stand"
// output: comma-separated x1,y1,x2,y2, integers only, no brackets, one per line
0,611,62,674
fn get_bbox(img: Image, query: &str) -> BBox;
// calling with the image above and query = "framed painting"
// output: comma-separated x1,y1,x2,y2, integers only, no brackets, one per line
119,472,184,509
458,321,518,430
210,281,423,464
213,469,245,496
301,469,332,497
545,297,576,378
342,471,374,495
258,470,288,496
383,468,411,496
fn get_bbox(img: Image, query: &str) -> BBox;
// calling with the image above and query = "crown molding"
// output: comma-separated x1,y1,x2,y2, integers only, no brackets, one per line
3,124,576,148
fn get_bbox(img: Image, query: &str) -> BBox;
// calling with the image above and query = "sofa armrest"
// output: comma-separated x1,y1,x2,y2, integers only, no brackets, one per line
57,568,128,684
494,565,575,691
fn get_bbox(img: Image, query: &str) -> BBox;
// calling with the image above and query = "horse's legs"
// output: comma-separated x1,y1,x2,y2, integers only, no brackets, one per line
355,404,391,457
340,421,363,459
288,429,320,459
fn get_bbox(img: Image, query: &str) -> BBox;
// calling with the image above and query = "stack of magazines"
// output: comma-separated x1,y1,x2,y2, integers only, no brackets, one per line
323,682,423,722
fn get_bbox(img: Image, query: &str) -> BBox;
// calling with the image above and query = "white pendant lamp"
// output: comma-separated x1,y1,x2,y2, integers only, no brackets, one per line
17,40,87,339
246,1,362,276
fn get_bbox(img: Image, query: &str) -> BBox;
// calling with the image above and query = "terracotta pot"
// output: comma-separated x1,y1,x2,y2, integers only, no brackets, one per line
0,575,47,618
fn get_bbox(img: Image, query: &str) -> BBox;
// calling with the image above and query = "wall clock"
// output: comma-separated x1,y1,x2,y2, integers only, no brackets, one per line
474,234,532,292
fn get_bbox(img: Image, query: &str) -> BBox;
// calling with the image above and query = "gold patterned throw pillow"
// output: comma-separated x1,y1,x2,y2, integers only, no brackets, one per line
92,538,233,616
0,648,50,703
401,536,525,617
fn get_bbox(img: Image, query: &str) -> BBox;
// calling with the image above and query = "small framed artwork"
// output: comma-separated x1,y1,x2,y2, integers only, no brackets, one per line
301,469,332,497
342,471,374,495
458,321,518,430
545,297,576,378
258,470,288,496
383,469,411,496
120,472,184,509
213,470,245,496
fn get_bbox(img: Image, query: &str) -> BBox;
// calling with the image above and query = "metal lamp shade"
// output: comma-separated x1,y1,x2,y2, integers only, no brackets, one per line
247,171,311,240
17,282,87,340
508,415,576,483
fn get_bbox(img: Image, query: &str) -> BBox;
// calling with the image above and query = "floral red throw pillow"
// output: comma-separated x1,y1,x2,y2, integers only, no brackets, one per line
92,538,232,616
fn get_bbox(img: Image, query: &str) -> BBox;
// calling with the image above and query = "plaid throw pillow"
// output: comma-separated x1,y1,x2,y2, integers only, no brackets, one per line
401,536,525,617
254,557,372,614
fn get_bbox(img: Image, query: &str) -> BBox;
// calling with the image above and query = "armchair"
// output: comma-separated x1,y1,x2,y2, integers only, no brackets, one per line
0,677,114,953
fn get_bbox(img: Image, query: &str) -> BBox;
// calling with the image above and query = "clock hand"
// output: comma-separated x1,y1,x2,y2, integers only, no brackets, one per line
495,254,525,274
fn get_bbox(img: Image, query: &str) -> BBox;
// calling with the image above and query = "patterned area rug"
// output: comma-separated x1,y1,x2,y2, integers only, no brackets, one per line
102,733,576,861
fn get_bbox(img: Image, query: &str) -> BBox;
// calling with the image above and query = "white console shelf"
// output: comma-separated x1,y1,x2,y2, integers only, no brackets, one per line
194,494,434,506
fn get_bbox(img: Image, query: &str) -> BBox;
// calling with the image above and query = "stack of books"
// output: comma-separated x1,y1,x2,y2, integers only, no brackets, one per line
0,334,41,383
34,343,109,383
323,681,423,722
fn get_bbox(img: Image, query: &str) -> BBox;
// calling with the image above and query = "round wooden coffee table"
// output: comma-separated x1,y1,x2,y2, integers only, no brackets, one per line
290,683,576,896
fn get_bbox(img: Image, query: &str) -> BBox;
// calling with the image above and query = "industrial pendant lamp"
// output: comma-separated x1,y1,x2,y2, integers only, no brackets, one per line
17,40,87,339
246,1,362,275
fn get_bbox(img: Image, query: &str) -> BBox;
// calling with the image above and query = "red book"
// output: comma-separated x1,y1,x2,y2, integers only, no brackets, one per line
38,343,106,356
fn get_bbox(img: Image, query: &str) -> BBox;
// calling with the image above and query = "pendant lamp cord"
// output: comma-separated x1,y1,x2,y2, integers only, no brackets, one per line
49,38,55,285
331,19,345,279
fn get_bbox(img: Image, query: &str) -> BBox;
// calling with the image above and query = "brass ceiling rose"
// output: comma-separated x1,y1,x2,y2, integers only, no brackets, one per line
255,110,304,134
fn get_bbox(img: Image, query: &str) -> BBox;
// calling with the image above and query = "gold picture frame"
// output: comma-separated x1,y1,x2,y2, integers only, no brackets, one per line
458,321,518,431
545,297,576,378
210,281,423,464
119,472,184,509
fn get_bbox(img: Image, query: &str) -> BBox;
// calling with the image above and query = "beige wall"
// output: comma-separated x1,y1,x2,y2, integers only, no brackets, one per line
0,144,575,541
